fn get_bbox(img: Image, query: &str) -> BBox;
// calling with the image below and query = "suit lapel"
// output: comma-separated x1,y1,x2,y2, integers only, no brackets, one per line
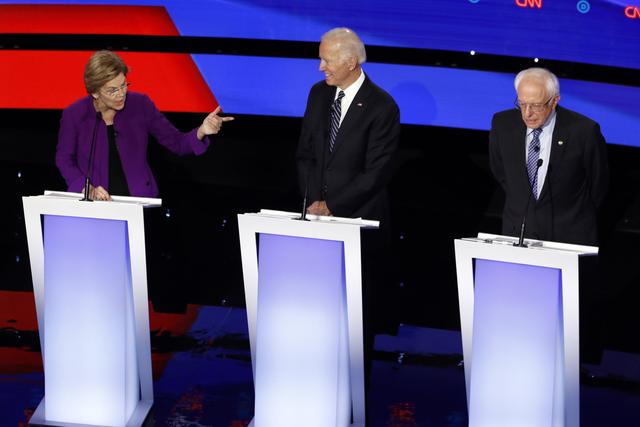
316,85,336,161
328,77,373,160
538,108,567,201
511,118,530,193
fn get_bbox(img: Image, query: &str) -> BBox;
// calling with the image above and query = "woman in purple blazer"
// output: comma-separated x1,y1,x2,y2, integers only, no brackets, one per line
56,50,233,200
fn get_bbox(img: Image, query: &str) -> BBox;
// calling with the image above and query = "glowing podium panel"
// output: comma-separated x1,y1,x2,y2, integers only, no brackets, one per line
238,210,378,427
455,233,598,427
23,191,160,427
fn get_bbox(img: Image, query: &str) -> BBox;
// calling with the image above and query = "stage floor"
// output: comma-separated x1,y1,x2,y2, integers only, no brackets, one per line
1,297,639,426
1,156,640,425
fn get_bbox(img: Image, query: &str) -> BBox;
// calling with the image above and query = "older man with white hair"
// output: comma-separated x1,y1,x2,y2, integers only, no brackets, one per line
296,28,401,422
297,27,400,222
489,67,609,246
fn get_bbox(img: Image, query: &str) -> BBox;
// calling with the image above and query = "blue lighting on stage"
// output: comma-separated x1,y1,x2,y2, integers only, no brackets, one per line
194,54,640,147
2,0,639,146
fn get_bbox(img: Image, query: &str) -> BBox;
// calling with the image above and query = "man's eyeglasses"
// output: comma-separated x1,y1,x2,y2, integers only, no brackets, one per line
102,82,131,98
514,96,553,113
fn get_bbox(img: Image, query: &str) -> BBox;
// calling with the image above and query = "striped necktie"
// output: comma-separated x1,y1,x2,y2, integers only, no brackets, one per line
328,90,345,153
527,127,542,199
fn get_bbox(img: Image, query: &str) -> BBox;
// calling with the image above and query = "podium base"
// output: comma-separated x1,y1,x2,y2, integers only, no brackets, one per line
29,399,153,427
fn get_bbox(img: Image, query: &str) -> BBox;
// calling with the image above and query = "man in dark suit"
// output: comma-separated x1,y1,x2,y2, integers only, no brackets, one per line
489,67,609,246
296,28,400,419
296,27,400,224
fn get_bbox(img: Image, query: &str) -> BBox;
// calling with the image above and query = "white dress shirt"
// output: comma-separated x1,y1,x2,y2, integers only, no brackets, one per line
334,70,365,126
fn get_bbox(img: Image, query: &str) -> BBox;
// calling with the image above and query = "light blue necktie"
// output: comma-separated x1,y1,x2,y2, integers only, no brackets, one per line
527,128,542,198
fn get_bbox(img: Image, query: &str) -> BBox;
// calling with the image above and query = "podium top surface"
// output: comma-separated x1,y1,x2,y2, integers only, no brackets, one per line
37,191,162,207
457,233,598,256
246,209,379,229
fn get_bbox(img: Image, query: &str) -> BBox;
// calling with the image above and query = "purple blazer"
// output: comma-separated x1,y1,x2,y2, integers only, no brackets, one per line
55,92,210,197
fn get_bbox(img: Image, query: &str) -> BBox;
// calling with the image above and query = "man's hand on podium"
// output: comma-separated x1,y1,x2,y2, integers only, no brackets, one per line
307,200,332,216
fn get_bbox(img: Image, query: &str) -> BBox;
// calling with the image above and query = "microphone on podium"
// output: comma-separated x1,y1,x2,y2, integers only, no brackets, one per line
298,178,310,221
297,156,313,221
81,112,101,202
516,158,543,247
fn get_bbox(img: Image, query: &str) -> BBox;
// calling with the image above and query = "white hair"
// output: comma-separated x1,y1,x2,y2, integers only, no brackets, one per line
321,27,367,64
514,68,560,98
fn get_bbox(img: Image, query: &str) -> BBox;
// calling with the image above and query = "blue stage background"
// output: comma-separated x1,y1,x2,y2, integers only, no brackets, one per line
2,0,639,146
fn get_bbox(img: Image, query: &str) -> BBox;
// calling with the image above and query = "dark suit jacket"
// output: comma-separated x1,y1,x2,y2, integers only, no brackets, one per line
489,106,609,246
296,76,400,224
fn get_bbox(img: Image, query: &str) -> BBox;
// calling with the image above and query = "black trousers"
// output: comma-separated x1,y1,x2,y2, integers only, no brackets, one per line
360,226,395,422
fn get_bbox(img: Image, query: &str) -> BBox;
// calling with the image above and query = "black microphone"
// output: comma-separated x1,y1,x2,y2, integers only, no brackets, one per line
81,111,101,202
517,158,543,247
297,168,310,221
298,105,332,220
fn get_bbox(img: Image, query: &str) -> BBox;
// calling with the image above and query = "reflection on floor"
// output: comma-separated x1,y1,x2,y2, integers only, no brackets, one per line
1,290,639,426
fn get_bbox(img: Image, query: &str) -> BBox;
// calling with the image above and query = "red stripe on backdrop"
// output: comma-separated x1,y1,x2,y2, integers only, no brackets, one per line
0,51,217,112
0,5,179,35
0,5,217,112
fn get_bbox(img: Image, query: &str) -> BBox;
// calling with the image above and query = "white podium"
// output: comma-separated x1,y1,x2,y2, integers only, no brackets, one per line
455,233,598,427
237,210,378,427
23,191,160,427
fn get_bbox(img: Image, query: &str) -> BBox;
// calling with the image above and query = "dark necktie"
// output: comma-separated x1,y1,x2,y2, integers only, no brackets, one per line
328,90,345,153
527,128,542,199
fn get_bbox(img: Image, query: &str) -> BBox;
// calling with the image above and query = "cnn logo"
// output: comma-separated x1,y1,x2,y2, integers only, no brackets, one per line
516,0,542,8
625,6,640,18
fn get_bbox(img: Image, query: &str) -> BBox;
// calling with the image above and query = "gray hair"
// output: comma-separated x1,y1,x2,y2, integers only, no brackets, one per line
321,27,367,64
514,68,560,98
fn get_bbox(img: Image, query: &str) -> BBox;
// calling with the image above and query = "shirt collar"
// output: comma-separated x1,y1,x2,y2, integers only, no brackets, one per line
335,69,365,99
527,109,557,136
